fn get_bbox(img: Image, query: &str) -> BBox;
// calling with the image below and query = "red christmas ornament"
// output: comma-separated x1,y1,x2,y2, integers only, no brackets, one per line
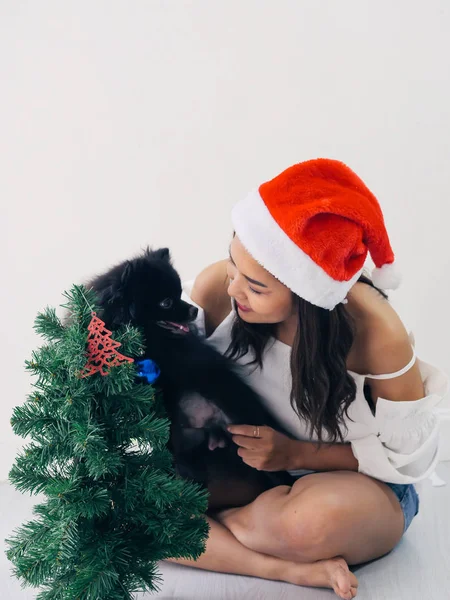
79,312,134,378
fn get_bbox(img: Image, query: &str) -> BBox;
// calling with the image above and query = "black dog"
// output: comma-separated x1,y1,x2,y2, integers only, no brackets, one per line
88,248,294,495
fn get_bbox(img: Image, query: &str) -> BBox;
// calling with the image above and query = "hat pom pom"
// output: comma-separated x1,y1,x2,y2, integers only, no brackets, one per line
372,263,402,290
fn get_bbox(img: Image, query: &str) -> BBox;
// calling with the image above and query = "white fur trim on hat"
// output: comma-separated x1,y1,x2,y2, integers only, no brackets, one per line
371,262,401,290
231,189,363,310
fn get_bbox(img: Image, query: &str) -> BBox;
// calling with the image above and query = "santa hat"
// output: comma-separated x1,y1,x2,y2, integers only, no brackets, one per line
231,158,401,310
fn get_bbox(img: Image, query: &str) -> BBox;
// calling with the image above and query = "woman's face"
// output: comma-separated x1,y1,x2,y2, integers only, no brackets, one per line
227,236,296,324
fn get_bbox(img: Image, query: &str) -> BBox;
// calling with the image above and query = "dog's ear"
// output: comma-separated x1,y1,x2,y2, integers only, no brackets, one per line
102,261,133,303
87,261,136,327
120,260,133,287
153,247,171,263
97,261,132,305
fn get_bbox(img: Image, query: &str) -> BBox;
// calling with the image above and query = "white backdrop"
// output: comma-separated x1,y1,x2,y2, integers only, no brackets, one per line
1,0,449,480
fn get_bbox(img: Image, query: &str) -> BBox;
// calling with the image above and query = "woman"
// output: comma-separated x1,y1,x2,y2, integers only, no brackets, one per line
168,159,448,599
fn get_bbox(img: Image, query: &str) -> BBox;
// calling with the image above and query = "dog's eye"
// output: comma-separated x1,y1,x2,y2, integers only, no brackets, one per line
159,298,173,309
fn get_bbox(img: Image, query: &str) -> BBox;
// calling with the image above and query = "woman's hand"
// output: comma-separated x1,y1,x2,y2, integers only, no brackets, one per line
227,424,297,472
228,425,359,472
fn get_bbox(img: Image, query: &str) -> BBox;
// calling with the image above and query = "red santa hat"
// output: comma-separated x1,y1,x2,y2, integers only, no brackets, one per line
231,158,401,310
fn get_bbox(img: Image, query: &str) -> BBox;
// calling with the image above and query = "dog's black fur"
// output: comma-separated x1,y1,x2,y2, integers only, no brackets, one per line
88,248,295,492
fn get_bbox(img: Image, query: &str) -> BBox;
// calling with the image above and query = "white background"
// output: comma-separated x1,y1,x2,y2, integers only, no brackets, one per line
1,0,449,480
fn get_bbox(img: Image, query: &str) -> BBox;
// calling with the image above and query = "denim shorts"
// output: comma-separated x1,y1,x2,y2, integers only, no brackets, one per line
384,482,420,533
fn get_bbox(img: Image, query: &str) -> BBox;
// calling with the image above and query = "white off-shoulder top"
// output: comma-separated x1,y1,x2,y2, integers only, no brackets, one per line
182,281,449,484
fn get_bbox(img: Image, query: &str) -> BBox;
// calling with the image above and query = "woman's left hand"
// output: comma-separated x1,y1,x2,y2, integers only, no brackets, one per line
227,424,296,472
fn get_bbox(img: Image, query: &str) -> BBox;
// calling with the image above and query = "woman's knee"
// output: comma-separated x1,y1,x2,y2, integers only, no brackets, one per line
278,486,348,559
278,473,405,563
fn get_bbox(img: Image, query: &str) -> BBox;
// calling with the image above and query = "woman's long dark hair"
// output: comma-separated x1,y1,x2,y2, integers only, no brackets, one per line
226,274,387,444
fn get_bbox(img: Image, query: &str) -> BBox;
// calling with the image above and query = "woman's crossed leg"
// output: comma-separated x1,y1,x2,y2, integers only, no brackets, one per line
216,471,405,566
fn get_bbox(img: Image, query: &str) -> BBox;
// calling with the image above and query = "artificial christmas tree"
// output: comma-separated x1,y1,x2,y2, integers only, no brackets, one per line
5,285,209,599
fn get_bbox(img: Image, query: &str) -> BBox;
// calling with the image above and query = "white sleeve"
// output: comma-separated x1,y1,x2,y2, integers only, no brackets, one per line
181,279,206,337
351,359,449,484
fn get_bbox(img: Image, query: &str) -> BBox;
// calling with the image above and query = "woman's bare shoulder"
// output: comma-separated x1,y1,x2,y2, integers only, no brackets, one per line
190,260,232,335
347,282,413,376
348,282,424,400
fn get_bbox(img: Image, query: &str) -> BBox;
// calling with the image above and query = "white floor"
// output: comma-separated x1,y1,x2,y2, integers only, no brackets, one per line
2,463,449,600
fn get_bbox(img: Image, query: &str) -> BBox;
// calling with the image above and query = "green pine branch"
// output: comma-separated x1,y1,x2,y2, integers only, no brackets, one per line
34,308,65,342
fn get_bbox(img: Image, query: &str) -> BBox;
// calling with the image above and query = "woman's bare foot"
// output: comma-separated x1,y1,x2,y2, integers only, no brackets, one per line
278,556,358,599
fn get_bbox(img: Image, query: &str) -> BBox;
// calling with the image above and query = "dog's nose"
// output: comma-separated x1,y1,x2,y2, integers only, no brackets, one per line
189,305,198,319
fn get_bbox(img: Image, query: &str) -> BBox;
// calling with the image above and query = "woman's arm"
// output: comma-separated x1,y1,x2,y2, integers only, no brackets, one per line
348,289,447,483
288,440,359,472
290,303,426,474
190,259,231,337
229,425,360,472
349,281,425,403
